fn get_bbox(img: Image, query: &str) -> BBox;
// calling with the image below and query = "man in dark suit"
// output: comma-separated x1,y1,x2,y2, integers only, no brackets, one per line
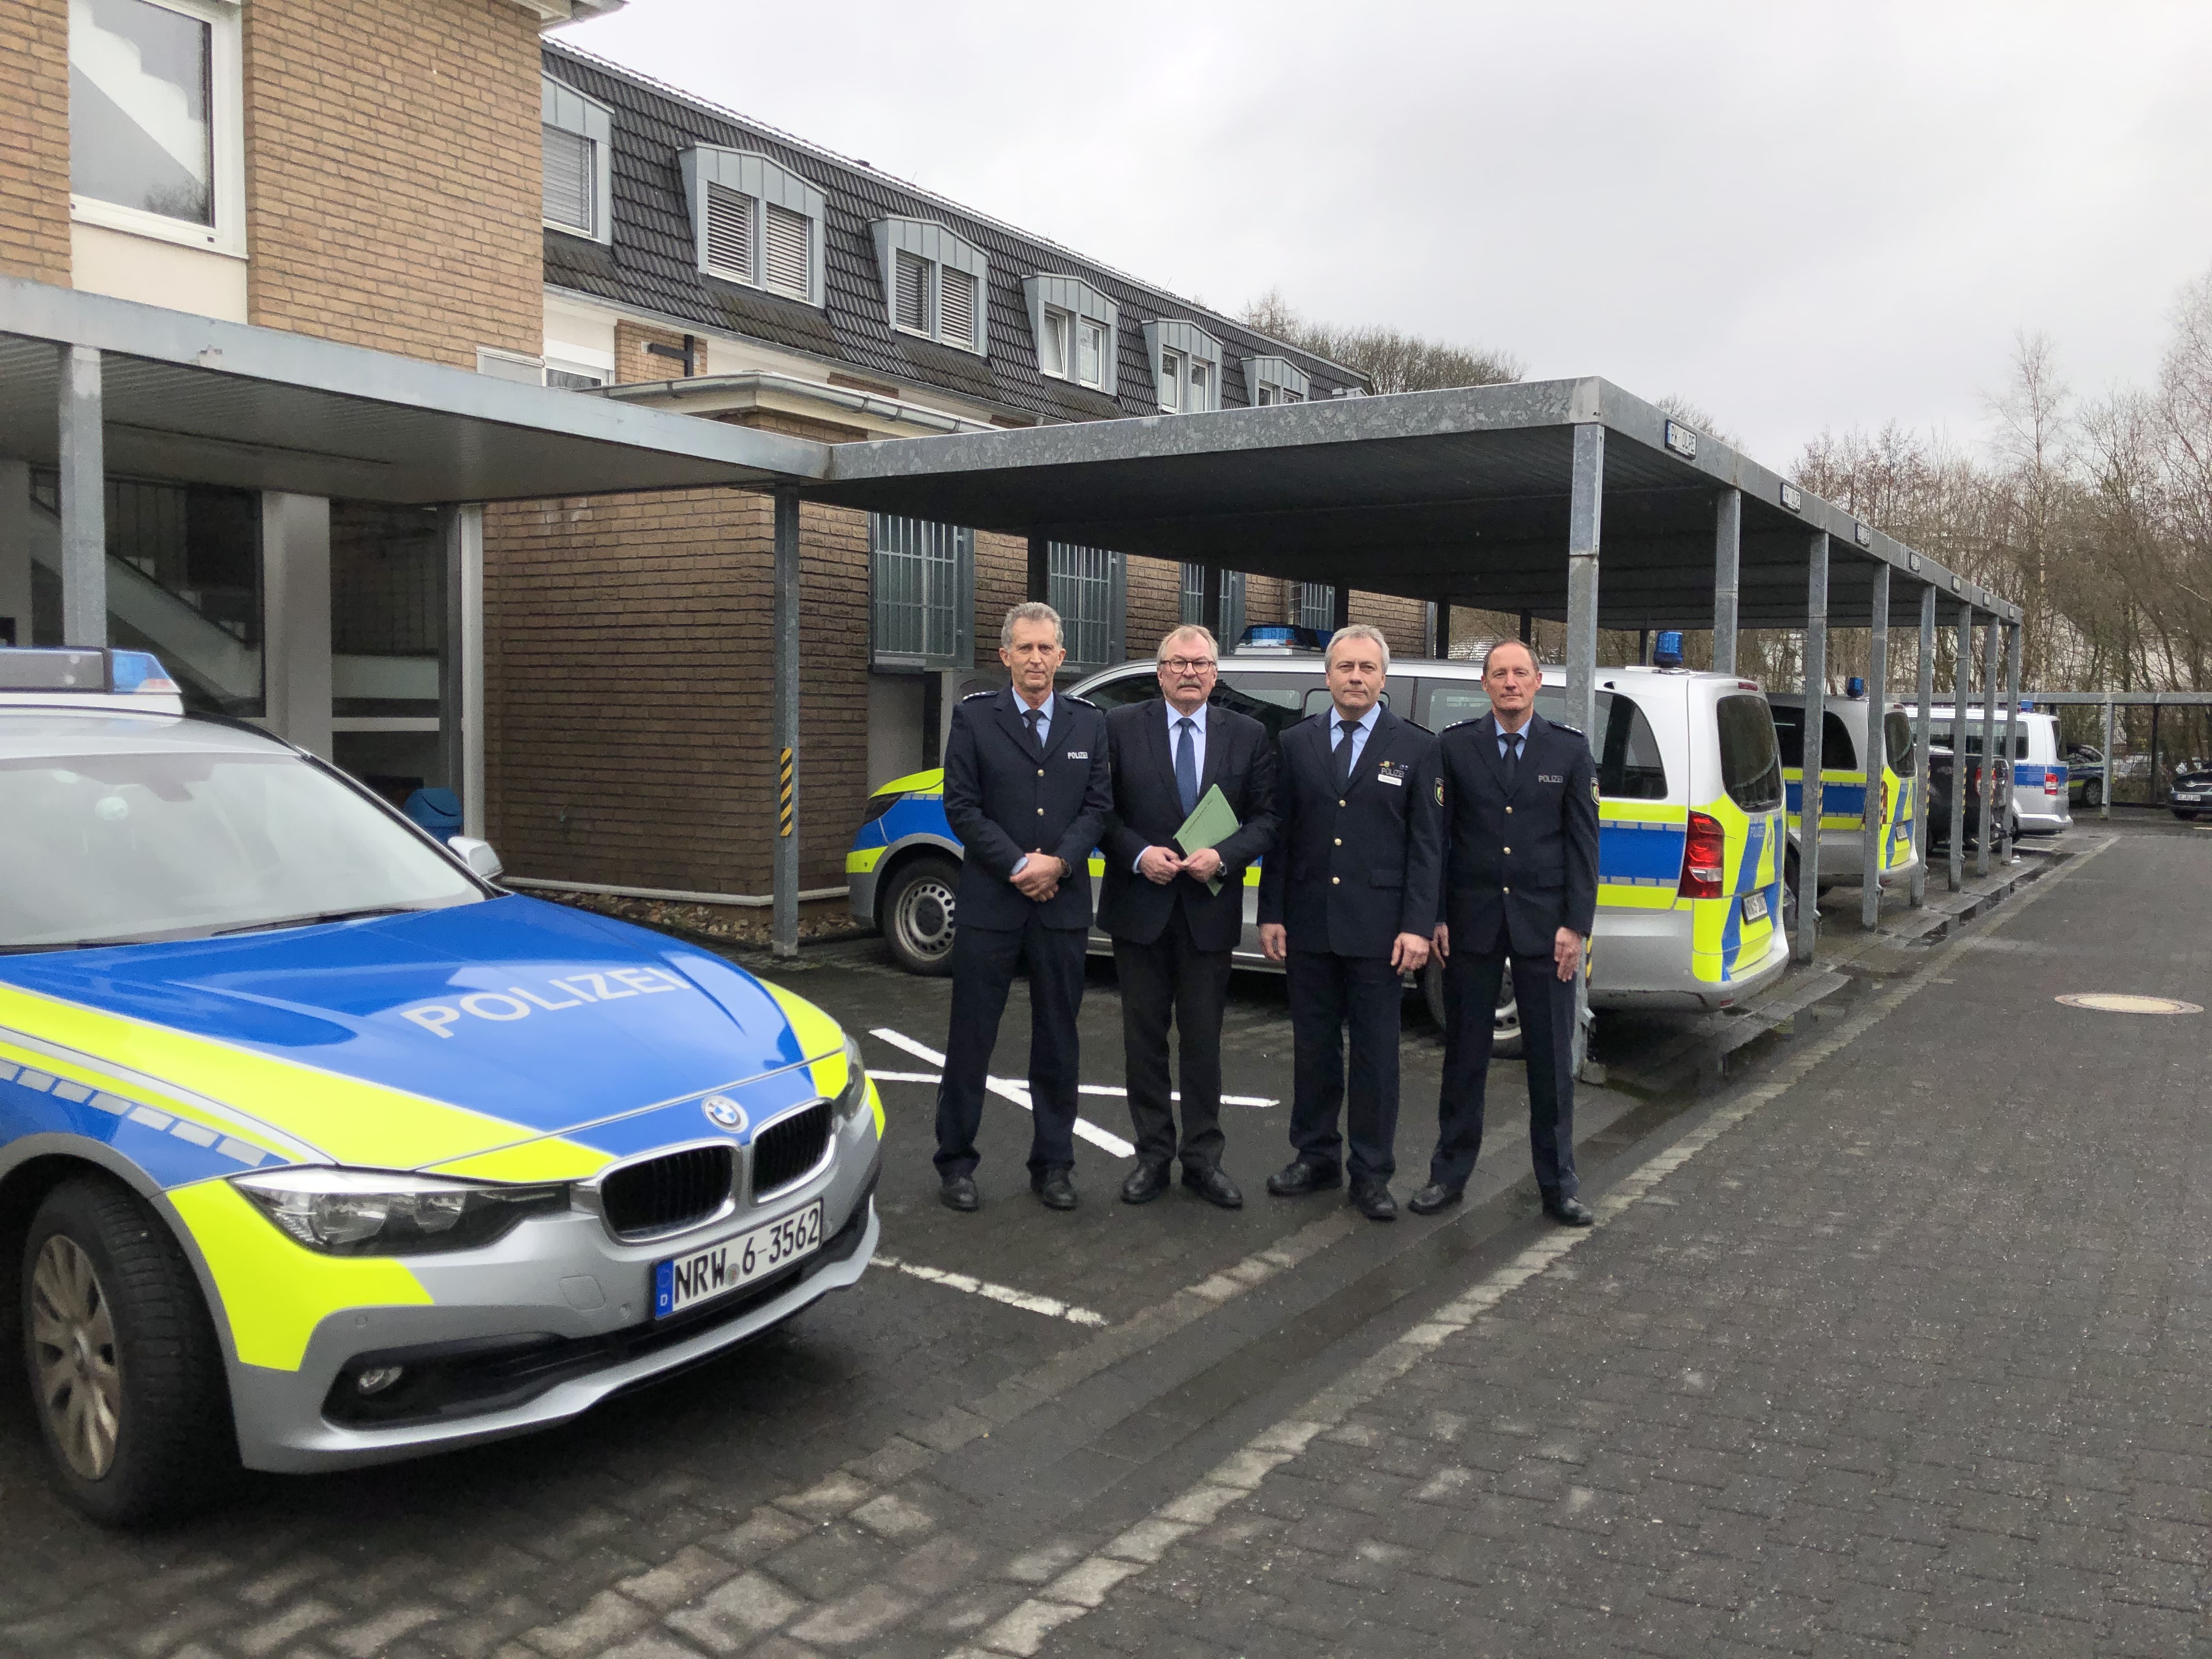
1410,638,1601,1224
934,602,1113,1214
1257,624,1440,1221
1098,625,1279,1210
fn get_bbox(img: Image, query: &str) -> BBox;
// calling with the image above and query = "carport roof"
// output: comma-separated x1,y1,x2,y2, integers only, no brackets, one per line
803,376,2020,630
0,277,826,504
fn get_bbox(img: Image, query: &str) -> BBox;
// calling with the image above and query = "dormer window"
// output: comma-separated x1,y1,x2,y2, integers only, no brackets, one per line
1245,355,1310,407
1025,276,1118,393
874,219,990,354
1146,321,1223,414
681,148,826,306
542,77,612,245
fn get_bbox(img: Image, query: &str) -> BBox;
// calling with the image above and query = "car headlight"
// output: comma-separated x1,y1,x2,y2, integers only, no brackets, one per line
831,1035,870,1127
233,1167,568,1256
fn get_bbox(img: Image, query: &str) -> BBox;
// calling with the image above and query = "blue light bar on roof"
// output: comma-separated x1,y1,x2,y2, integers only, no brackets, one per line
0,647,179,696
1237,624,1331,652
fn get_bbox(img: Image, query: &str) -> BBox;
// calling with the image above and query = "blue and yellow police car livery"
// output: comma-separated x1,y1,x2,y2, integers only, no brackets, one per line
0,649,880,1524
1768,691,1922,891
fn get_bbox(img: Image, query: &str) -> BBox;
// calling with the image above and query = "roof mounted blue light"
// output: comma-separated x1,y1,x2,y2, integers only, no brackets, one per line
1235,624,1330,654
0,647,181,700
1652,630,1684,669
1847,676,1867,698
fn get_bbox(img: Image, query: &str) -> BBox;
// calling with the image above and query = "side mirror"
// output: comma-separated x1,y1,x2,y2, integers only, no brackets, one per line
446,836,505,881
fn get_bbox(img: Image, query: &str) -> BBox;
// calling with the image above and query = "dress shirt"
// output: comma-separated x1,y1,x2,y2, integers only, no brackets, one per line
1496,711,1533,762
1329,699,1383,777
1135,698,1211,869
1009,691,1058,879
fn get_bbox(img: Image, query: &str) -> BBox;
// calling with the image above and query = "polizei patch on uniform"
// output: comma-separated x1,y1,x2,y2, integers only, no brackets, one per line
1375,760,1407,787
1064,751,1088,759
1539,773,1564,784
1592,777,1602,803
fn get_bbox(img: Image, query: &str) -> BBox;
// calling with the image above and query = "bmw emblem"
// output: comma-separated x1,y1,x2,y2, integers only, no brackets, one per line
701,1094,747,1132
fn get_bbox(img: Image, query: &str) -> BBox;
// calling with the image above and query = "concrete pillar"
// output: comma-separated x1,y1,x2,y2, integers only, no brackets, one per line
1796,533,1829,963
58,345,106,648
0,456,30,646
1712,488,1741,675
1909,584,1936,906
1859,563,1890,929
2101,689,2115,820
1564,424,1604,744
262,493,333,760
1949,606,1971,891
773,485,802,959
1976,618,2000,877
437,504,486,837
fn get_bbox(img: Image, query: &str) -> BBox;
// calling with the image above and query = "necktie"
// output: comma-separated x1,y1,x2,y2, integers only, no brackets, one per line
1334,719,1359,790
1024,707,1046,755
1175,716,1199,815
1504,731,1523,789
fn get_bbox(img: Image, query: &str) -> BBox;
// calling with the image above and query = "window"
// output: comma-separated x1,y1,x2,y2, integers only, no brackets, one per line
1179,566,1245,644
1717,696,1785,811
1146,321,1223,414
1214,674,1312,742
877,220,991,354
1925,723,2028,760
541,77,612,245
70,0,242,254
544,362,605,391
1243,354,1312,407
1770,706,1859,770
871,517,972,669
1595,692,1669,799
682,148,826,305
1884,710,1916,775
1048,543,1126,671
1295,583,1337,632
1025,276,1118,391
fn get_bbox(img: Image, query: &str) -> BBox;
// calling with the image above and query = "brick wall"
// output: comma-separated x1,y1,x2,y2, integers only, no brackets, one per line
1124,555,1182,660
615,320,707,386
241,0,541,364
0,0,69,284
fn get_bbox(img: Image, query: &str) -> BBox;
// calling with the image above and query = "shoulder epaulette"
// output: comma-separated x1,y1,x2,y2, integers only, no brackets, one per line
1063,694,1101,709
1552,723,1584,737
961,689,998,701
1441,718,1482,733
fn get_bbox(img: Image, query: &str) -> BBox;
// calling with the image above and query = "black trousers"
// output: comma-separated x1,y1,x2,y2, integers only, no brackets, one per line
1432,947,1578,1198
1113,904,1233,1172
935,915,1086,1179
1284,950,1403,1183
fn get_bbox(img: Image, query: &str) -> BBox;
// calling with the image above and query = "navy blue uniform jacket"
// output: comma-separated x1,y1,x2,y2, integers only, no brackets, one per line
942,688,1113,932
1419,711,1601,958
1098,698,1279,953
1256,704,1441,959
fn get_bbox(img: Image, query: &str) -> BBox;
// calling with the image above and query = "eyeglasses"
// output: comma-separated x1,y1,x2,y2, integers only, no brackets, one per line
1161,657,1218,673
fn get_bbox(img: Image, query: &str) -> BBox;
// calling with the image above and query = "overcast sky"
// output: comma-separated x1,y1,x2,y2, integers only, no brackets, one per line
563,1,2212,465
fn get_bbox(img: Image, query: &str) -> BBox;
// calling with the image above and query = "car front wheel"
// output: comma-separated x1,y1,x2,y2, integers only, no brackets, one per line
881,854,960,976
22,1175,232,1527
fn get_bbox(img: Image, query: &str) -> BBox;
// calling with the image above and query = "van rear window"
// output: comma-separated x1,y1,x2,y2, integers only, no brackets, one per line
1769,705,1858,770
1717,696,1785,811
1595,692,1667,799
1925,722,2028,760
1885,711,1915,775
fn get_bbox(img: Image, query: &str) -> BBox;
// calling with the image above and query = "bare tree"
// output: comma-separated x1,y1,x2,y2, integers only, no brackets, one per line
1240,289,1523,393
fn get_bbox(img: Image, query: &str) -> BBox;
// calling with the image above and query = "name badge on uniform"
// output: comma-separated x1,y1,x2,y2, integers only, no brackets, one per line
1539,772,1564,784
1064,751,1088,759
1375,760,1407,787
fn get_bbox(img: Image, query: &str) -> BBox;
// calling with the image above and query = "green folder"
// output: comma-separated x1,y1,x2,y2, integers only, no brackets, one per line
1174,784,1241,895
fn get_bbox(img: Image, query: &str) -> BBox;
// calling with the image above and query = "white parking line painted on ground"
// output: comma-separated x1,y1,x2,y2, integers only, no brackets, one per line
868,1029,1138,1158
868,1067,1276,1110
873,1254,1109,1327
869,1070,941,1084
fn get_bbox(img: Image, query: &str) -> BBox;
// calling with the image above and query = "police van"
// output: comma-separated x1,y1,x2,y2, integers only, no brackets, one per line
1765,687,1921,891
848,629,1795,1047
0,649,881,1523
1911,704,2071,836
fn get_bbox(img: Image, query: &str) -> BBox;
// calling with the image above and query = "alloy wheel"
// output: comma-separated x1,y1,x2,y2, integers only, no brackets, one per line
29,1235,122,1481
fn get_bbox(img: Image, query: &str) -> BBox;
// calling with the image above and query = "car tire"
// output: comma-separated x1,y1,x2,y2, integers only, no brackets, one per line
881,855,960,977
1418,955,1523,1058
2084,780,2103,808
22,1175,233,1528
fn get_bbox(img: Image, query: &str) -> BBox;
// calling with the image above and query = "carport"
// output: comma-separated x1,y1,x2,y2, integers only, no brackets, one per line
794,377,2027,959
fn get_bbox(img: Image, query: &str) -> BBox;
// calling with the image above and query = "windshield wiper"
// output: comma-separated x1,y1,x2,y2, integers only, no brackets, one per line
210,905,428,938
0,936,171,955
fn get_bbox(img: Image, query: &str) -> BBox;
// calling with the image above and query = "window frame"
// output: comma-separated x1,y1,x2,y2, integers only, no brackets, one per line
682,148,827,307
870,515,974,672
877,219,991,356
1048,542,1126,673
1243,354,1313,407
1144,320,1223,414
540,75,613,246
1179,565,1246,644
1024,275,1117,390
69,0,245,258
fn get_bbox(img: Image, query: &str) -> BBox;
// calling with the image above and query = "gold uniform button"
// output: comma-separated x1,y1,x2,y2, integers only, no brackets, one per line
1503,846,1511,854
1503,885,1511,893
1037,768,1045,777
1505,805,1513,815
1338,798,1346,807
1334,837,1342,846
1331,876,1341,885
1037,807,1045,815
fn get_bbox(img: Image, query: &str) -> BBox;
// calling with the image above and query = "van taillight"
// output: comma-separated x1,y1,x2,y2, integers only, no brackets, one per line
1679,811,1726,899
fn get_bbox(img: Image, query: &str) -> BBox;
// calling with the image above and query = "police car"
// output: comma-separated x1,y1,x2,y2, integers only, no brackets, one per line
0,649,881,1524
848,629,1794,1046
1767,685,1922,890
1912,704,2072,836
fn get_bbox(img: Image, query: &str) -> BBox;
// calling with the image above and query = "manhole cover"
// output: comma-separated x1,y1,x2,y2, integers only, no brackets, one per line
2054,994,2203,1015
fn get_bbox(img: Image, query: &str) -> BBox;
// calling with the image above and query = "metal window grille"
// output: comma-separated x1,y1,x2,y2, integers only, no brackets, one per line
872,516,970,667
704,182,754,283
763,202,810,298
1295,583,1336,631
939,267,979,349
1178,567,1244,642
1051,543,1121,669
894,250,931,333
542,126,594,234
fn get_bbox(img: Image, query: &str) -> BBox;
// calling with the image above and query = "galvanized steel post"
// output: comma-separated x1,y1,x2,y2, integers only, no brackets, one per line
2000,622,2023,862
2101,687,2115,820
1860,564,1890,929
1711,489,1741,675
772,484,802,960
1564,424,1604,743
1949,606,1971,891
57,344,105,647
1976,618,2000,878
1909,584,1937,906
1796,533,1829,963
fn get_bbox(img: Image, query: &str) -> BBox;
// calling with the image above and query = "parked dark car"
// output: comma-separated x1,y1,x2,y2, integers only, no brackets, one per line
2172,764,2212,821
1926,748,2016,846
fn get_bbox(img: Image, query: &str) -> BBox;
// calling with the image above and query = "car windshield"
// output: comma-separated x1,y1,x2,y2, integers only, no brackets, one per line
1,740,482,950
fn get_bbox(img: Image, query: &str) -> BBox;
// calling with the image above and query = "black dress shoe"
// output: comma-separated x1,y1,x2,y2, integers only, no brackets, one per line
1348,1178,1398,1221
1266,1160,1342,1197
1032,1168,1078,1211
1181,1165,1244,1210
1407,1182,1463,1216
939,1174,979,1212
1120,1163,1170,1205
1543,1194,1595,1227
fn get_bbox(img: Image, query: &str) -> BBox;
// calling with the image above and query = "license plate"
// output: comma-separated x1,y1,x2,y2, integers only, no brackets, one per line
655,1203,822,1318
1742,891,1769,923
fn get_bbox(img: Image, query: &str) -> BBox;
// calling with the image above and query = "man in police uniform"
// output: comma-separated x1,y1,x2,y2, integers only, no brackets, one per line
1098,624,1278,1209
1257,624,1438,1221
1410,638,1601,1224
934,602,1113,1214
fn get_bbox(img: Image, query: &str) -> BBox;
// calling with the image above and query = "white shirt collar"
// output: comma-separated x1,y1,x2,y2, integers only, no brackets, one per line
1015,689,1054,725
1331,701,1381,733
1166,698,1207,732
